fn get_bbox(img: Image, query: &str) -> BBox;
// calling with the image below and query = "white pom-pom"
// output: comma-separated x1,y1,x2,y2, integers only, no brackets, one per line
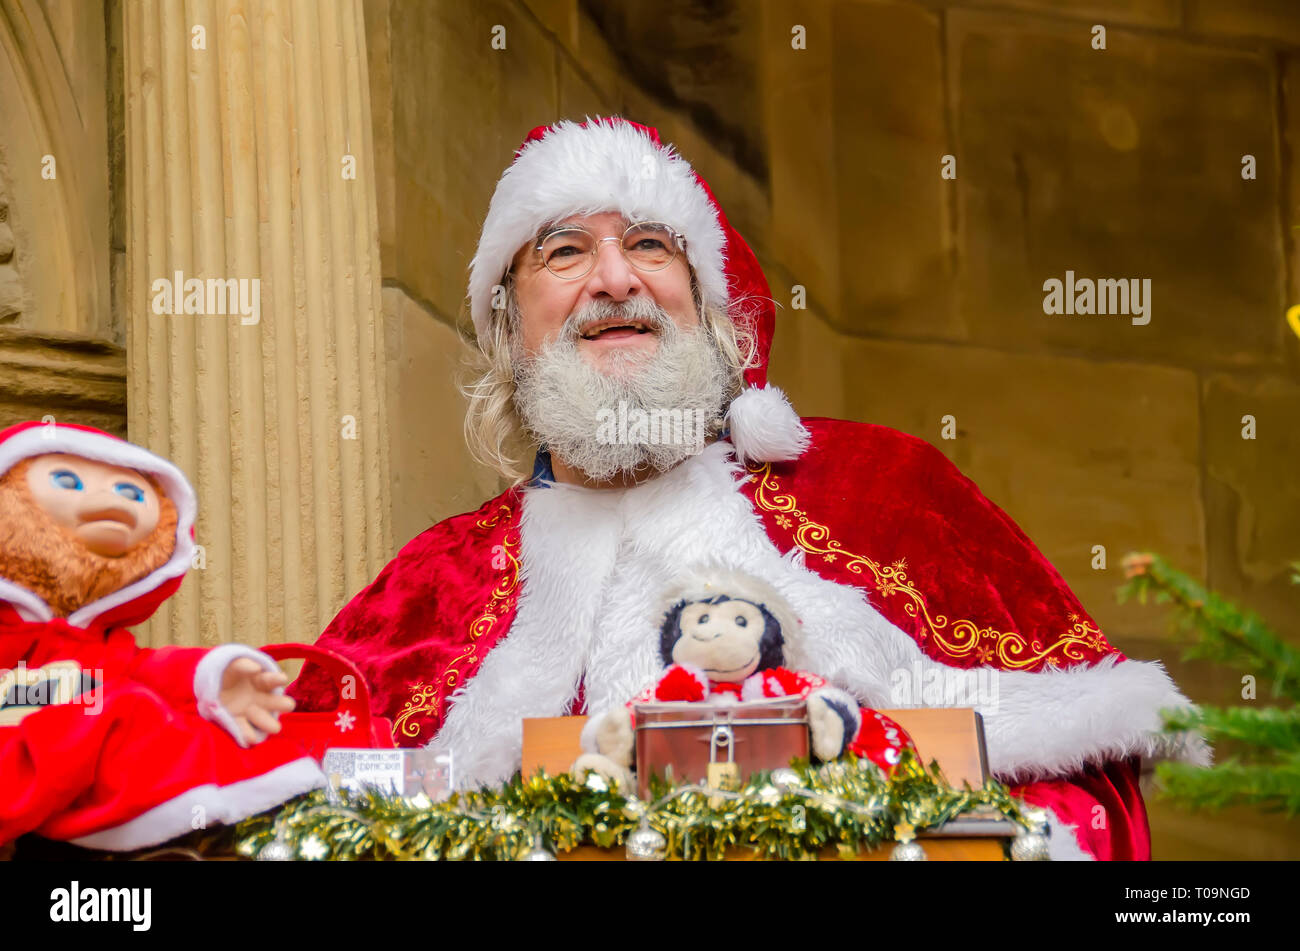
725,385,810,463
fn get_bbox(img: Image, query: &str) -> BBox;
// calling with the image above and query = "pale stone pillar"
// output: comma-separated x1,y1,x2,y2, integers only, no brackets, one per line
123,0,392,648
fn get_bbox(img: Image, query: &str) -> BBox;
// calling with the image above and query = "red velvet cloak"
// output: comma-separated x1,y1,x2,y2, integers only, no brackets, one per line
290,417,1207,860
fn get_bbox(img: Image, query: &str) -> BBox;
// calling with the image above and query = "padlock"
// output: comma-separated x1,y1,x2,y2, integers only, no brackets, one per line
707,722,740,789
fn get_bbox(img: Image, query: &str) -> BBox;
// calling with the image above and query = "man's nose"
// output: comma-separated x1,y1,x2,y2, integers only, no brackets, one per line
583,238,643,301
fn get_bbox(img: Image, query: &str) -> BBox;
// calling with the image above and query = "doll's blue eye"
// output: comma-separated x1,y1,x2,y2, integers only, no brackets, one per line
735,614,747,627
699,613,709,623
114,482,146,503
50,470,83,491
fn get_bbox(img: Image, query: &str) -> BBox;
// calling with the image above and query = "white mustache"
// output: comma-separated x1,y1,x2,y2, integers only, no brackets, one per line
559,297,676,343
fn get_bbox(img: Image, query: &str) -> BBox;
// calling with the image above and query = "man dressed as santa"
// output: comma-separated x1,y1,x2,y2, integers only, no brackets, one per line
289,115,1209,860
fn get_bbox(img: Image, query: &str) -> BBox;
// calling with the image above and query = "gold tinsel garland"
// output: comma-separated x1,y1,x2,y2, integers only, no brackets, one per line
226,750,1044,861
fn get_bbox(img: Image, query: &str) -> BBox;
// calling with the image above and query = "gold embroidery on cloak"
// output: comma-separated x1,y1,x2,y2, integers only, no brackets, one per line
394,503,522,740
744,462,1112,670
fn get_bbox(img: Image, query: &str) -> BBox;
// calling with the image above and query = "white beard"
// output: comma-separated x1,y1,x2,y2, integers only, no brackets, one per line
511,297,729,482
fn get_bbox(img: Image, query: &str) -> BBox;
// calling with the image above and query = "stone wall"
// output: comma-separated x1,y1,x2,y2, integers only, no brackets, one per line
0,0,111,340
0,0,123,432
367,0,1300,858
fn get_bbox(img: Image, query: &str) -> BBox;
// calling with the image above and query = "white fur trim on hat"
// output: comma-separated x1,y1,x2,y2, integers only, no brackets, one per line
725,384,811,464
467,116,729,339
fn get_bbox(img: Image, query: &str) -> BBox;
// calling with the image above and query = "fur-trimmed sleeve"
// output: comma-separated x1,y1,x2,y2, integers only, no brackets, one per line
287,489,525,748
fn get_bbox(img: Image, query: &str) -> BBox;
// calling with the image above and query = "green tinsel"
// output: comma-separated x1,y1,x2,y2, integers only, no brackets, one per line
225,749,1038,861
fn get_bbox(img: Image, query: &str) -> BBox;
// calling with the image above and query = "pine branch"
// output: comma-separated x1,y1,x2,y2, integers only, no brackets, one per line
1119,553,1300,704
1159,705,1300,756
1154,756,1300,818
1118,553,1300,820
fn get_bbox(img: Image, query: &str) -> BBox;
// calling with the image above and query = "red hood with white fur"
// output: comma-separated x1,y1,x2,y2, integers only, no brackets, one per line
0,421,196,633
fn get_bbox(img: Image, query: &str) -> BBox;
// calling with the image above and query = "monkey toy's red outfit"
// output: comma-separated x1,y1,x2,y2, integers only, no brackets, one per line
632,662,917,775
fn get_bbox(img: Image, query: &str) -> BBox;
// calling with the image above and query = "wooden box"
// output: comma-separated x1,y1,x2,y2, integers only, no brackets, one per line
633,697,809,799
523,707,990,787
521,707,1010,861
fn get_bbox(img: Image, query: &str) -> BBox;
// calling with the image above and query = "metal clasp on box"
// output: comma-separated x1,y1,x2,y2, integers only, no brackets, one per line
707,720,740,789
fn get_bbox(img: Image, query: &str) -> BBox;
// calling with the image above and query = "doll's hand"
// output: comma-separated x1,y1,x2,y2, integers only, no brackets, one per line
218,657,296,746
572,753,634,793
591,706,635,767
807,689,859,762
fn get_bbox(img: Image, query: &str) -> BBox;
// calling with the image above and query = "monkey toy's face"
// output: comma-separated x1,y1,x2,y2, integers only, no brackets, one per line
25,454,162,558
669,598,772,683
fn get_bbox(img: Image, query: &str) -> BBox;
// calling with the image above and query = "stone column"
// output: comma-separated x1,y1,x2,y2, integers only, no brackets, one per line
123,0,392,648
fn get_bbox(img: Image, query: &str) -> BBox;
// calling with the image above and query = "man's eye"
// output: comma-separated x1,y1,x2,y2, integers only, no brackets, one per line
114,483,146,503
735,614,747,627
50,470,84,491
633,238,668,252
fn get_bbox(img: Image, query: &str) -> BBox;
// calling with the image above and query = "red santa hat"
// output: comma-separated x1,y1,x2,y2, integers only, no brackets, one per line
467,115,810,464
0,420,197,631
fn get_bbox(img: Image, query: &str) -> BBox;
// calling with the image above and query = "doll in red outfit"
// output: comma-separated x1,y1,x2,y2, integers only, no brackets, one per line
575,570,917,787
0,421,324,851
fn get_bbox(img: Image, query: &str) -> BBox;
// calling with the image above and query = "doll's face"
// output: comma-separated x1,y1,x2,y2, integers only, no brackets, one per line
25,454,162,558
671,599,768,682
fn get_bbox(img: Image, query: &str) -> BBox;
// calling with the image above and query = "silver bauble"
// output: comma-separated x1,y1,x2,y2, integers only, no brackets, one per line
770,768,802,791
1021,806,1050,827
519,836,558,861
256,837,294,861
1010,830,1051,861
889,840,928,861
625,822,667,861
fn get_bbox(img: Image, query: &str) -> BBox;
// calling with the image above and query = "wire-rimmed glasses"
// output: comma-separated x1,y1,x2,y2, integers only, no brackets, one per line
534,220,687,280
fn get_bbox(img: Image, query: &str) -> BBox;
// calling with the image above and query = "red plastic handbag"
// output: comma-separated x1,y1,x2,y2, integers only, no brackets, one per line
261,642,396,762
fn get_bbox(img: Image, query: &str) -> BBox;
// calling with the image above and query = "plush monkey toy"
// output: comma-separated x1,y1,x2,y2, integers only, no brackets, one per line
574,570,915,788
0,421,323,851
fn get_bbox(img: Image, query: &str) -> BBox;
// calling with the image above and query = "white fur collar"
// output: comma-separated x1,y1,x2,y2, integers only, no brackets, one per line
428,441,1209,790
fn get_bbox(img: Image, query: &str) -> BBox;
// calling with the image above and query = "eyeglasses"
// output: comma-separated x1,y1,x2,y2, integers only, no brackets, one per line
533,220,687,280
